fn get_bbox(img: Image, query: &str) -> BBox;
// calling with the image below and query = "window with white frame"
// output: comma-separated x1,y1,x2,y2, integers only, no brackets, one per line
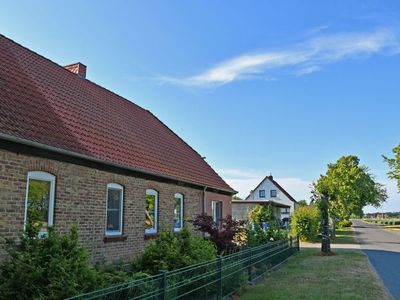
211,201,222,226
281,207,290,214
259,190,266,198
25,171,56,235
106,183,124,236
174,193,184,232
145,189,158,234
270,190,277,197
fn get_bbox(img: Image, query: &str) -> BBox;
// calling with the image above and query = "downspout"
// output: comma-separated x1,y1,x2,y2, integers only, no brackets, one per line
202,186,208,238
203,186,208,214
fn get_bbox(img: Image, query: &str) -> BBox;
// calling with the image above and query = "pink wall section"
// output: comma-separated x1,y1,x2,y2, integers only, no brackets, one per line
204,191,232,218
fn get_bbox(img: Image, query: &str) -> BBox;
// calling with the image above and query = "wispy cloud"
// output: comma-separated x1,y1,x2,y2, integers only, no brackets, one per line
161,28,400,87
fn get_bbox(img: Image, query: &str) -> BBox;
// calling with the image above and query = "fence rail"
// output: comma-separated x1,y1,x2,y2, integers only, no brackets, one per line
66,237,299,300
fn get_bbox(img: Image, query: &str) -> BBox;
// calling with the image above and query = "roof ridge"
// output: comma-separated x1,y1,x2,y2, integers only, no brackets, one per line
0,33,148,113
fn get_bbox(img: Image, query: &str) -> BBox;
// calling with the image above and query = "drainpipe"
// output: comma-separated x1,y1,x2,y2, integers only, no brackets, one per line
203,186,208,214
202,186,208,238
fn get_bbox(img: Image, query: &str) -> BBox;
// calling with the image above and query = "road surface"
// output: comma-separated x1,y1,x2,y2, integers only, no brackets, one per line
353,220,400,299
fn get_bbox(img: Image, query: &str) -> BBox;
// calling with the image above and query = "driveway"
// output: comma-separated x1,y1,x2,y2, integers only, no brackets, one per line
353,219,400,300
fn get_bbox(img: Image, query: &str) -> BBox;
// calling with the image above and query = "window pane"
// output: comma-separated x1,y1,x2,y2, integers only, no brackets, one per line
145,194,156,230
27,179,51,232
108,189,121,209
174,196,182,229
106,187,121,233
107,210,120,231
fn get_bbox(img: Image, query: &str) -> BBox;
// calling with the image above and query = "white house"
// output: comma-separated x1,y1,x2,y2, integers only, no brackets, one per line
232,175,298,222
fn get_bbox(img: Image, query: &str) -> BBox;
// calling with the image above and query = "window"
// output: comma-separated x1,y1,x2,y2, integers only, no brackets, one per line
211,201,223,226
281,207,290,214
106,183,123,236
24,171,56,235
174,193,184,232
270,190,277,197
259,190,266,198
145,189,158,234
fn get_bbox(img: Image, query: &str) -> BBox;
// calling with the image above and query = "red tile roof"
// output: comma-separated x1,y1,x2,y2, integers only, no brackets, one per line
0,34,235,193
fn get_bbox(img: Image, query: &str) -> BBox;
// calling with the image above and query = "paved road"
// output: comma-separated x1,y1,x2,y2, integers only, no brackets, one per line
353,220,400,299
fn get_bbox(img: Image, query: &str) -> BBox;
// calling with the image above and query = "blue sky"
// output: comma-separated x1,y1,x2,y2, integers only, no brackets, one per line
2,1,400,212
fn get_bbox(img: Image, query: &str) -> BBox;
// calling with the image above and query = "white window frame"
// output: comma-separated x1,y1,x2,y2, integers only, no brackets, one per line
211,201,222,224
174,193,184,232
24,171,56,234
105,183,124,236
145,189,158,234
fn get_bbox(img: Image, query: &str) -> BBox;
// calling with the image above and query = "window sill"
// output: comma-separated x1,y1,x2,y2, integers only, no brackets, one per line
103,235,127,243
144,233,159,240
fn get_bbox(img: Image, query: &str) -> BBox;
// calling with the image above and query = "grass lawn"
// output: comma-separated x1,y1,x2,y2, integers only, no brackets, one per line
332,227,356,244
239,250,391,300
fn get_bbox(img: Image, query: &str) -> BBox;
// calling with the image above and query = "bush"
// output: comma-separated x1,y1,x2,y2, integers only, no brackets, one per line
191,214,246,254
291,206,321,242
0,226,101,300
246,205,289,247
338,220,353,228
133,227,216,274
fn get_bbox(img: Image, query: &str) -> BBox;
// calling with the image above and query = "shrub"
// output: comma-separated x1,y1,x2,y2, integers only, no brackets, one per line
248,204,275,224
133,227,216,274
291,206,321,242
0,226,101,300
191,214,246,254
338,220,353,228
246,205,288,247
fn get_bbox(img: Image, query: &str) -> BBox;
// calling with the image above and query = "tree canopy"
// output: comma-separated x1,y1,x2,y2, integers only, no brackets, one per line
297,200,308,207
312,155,387,221
383,143,400,192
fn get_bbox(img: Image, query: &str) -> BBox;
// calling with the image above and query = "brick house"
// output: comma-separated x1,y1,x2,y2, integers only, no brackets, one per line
0,34,235,263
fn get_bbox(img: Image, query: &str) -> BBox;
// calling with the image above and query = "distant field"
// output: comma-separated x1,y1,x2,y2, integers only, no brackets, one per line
364,218,400,226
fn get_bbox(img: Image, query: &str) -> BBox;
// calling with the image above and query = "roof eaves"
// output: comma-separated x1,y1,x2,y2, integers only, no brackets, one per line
0,133,236,195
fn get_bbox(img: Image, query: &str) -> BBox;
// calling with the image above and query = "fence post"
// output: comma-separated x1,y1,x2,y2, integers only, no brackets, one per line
247,247,253,283
216,255,223,300
159,270,166,300
297,236,300,251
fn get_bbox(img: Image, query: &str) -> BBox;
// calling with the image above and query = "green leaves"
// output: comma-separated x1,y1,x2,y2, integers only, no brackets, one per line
384,143,400,192
313,155,387,221
291,206,321,242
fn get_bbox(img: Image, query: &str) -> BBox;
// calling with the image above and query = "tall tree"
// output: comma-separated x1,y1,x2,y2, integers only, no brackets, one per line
312,155,387,237
383,143,400,192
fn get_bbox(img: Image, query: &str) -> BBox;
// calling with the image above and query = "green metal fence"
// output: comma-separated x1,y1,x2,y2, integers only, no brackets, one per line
66,237,299,300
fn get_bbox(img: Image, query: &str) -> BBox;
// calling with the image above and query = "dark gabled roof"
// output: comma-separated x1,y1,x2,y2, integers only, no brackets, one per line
0,34,235,194
245,175,297,203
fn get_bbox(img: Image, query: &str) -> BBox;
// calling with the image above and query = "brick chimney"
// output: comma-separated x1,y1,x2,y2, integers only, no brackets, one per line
64,62,86,78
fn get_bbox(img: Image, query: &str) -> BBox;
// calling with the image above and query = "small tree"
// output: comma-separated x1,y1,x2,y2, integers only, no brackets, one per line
191,214,246,254
313,155,387,237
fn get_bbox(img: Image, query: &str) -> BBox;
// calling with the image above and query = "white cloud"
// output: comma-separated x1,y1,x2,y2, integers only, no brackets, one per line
162,28,400,87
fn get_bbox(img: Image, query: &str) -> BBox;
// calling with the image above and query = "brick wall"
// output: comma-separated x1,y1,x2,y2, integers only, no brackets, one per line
0,148,204,264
